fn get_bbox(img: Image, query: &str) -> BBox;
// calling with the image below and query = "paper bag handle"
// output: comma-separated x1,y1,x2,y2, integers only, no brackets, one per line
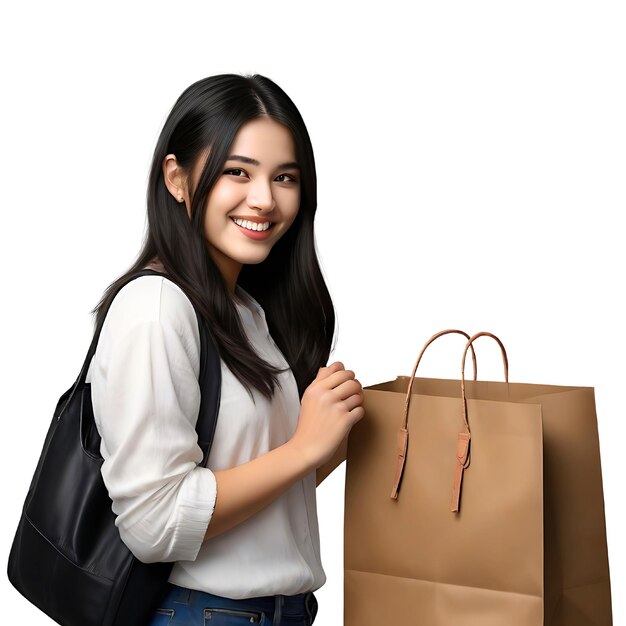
390,329,478,501
448,331,509,512
390,330,509,514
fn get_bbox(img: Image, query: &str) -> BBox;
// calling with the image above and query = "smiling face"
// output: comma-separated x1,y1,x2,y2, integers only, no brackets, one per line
163,116,301,293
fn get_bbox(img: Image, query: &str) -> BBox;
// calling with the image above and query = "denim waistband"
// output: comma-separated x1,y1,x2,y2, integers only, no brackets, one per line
163,582,317,624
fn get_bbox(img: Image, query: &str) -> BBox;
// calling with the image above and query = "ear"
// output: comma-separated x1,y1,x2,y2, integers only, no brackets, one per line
162,154,191,218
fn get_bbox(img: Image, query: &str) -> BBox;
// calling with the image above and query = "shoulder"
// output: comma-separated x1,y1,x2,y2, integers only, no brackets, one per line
103,274,200,353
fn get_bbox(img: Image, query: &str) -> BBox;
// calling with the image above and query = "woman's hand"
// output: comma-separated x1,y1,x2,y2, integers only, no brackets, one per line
290,361,365,470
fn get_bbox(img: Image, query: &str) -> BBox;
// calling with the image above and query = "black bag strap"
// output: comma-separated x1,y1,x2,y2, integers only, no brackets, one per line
58,268,222,467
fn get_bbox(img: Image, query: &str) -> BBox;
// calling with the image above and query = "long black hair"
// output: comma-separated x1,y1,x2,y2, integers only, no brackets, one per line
90,73,336,402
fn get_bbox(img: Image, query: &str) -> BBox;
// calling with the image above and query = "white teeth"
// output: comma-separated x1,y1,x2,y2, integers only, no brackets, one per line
233,218,272,231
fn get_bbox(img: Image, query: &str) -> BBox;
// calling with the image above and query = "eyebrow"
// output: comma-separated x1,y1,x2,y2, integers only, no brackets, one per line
226,154,301,170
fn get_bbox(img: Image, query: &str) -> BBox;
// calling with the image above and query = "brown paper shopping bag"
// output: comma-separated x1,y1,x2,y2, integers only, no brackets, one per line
344,329,612,625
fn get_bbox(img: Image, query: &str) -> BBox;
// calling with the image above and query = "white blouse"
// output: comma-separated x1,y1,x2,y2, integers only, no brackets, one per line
85,274,326,598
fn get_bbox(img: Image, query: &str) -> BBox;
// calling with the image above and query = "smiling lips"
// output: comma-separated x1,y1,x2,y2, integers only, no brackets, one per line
231,217,273,230
231,216,275,240
230,215,273,224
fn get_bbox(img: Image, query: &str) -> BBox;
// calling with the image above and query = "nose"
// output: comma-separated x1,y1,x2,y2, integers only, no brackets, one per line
247,180,275,212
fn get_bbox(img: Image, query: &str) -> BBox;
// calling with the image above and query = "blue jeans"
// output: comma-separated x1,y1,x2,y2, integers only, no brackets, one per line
147,582,319,626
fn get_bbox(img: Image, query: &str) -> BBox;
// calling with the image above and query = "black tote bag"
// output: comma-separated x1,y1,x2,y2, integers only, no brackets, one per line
7,268,222,626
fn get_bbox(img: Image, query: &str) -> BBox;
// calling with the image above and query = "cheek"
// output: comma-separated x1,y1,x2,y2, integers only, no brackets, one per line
209,179,243,207
276,187,300,219
286,197,301,224
203,186,241,230
203,211,234,249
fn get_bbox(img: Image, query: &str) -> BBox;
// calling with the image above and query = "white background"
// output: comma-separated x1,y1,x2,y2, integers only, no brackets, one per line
1,1,624,623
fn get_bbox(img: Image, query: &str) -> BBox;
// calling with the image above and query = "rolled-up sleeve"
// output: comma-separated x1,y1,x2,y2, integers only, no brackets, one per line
89,282,217,564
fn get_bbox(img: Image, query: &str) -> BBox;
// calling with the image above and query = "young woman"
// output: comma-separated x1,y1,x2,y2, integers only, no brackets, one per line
85,73,365,625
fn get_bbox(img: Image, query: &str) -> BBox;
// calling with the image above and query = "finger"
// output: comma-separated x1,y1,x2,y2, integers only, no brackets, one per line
320,369,355,390
342,392,364,412
317,361,345,380
333,377,362,400
349,406,366,423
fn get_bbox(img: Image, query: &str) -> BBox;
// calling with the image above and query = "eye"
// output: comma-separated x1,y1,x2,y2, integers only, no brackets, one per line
276,173,298,183
223,168,299,183
223,168,248,178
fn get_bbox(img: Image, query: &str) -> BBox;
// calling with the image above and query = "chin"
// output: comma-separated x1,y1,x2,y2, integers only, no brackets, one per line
224,243,271,263
238,252,272,265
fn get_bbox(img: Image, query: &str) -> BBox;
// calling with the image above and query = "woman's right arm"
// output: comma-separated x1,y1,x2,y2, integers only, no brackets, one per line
203,441,312,542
